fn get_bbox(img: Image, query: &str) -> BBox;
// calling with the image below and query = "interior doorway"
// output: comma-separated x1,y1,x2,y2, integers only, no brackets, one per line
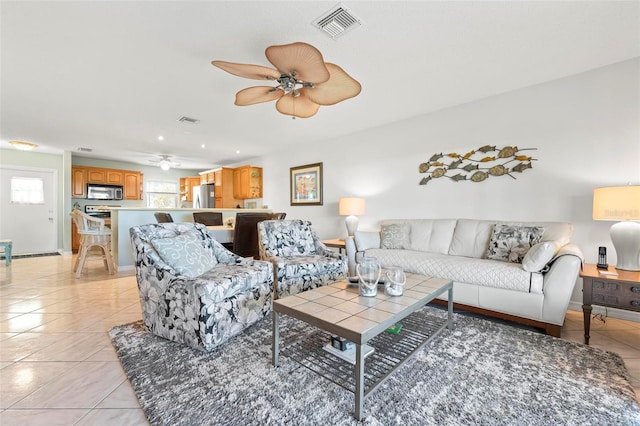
0,166,58,255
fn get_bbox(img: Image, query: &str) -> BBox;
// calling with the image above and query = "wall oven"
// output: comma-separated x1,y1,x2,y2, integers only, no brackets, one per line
86,184,123,200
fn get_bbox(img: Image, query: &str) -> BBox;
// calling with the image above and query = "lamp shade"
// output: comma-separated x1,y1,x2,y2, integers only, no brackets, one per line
339,197,365,216
593,186,640,221
593,185,640,271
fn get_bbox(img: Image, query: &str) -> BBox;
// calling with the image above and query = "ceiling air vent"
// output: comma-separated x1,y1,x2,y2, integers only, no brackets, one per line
178,116,199,124
77,147,93,153
312,3,362,39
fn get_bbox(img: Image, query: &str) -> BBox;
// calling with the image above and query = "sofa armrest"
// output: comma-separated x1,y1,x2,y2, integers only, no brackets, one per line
541,246,583,324
552,243,584,264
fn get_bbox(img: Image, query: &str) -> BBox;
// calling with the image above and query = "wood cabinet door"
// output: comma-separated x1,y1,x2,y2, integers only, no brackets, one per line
87,168,106,183
71,167,87,198
249,167,262,198
106,170,124,185
123,172,141,200
233,166,250,198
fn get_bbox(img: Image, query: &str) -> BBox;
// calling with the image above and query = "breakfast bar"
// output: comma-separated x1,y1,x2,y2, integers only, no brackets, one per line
109,207,271,271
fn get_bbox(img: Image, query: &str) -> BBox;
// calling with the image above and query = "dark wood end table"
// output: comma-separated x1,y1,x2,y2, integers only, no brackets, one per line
580,263,640,345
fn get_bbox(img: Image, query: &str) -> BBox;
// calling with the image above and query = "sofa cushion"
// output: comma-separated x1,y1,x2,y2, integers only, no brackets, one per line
522,241,559,272
380,219,456,255
448,220,573,259
448,219,494,258
365,248,542,294
152,230,218,278
486,225,544,263
380,223,410,249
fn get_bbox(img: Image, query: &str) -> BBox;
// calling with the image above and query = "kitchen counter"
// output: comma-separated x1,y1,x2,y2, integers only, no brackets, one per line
110,207,271,270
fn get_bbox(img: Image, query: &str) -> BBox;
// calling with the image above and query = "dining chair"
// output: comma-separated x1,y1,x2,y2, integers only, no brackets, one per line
193,212,223,226
154,212,174,223
232,212,277,259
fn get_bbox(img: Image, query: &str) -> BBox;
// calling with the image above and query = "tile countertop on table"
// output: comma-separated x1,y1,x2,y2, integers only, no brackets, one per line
109,207,271,271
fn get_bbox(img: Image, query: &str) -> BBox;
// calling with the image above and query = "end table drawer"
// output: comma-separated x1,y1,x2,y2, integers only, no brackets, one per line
591,279,640,311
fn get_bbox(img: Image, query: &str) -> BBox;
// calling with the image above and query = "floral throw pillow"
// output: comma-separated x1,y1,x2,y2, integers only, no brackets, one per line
486,225,544,263
380,223,411,249
152,230,217,278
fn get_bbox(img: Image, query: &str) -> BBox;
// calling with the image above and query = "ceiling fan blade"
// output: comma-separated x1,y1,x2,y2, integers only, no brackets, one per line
275,90,320,118
306,63,361,106
235,86,284,106
265,42,330,84
211,61,281,80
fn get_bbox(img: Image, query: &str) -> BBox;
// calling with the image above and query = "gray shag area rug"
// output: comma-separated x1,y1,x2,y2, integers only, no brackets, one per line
109,307,640,425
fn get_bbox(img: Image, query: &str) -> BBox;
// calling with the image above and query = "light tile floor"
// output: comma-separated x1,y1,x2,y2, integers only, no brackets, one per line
1,255,639,425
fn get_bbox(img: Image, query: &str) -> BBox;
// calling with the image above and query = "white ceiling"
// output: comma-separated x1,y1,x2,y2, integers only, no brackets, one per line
2,1,638,170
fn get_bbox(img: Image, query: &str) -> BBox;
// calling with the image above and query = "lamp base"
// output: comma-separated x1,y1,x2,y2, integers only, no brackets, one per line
610,221,640,271
345,215,358,237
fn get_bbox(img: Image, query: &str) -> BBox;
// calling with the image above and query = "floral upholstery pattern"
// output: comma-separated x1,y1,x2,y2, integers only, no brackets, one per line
258,220,346,298
130,222,273,351
486,225,544,263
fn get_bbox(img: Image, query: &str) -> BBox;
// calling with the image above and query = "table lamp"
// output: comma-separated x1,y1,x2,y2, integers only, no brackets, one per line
593,185,640,271
339,197,365,237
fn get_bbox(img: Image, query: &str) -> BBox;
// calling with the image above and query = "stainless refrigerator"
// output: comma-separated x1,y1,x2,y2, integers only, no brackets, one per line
198,183,215,208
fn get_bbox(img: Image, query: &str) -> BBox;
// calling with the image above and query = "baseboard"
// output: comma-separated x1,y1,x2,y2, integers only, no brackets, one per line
117,264,135,273
567,301,640,323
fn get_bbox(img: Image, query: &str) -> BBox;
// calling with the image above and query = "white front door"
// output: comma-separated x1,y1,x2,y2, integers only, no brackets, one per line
0,166,57,255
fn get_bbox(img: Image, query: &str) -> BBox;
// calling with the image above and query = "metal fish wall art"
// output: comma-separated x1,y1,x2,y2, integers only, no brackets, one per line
418,146,537,185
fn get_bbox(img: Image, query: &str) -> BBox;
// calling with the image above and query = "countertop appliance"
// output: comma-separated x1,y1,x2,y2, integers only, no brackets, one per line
87,184,123,200
85,205,119,218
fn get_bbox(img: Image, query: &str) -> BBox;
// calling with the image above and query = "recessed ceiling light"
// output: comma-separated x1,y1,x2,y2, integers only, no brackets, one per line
201,144,205,148
158,136,164,141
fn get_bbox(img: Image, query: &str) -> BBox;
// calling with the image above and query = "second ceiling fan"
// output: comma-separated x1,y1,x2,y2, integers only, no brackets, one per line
212,42,361,118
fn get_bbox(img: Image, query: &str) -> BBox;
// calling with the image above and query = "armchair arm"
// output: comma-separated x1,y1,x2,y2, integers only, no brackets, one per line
85,215,107,233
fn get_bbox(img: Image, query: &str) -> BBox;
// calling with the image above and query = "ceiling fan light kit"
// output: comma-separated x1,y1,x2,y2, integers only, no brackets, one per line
150,155,180,171
212,41,361,118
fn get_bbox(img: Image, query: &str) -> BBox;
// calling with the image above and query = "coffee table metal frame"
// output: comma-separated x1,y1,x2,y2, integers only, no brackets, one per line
272,275,453,420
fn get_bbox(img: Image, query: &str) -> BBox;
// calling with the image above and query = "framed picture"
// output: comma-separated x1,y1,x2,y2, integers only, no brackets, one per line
290,162,323,206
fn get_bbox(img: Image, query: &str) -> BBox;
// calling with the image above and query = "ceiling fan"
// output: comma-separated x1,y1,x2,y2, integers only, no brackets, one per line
212,42,361,118
148,155,181,171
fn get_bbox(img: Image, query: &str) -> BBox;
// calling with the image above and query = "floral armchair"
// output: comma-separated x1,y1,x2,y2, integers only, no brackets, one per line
257,220,346,298
130,222,273,352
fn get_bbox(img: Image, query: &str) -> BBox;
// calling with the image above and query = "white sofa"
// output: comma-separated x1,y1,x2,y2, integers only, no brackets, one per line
345,219,583,336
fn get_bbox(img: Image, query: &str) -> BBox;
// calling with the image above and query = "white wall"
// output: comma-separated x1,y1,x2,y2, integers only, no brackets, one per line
259,58,640,309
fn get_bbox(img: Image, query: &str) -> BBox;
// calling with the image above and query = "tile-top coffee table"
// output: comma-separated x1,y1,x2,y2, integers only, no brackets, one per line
272,274,453,420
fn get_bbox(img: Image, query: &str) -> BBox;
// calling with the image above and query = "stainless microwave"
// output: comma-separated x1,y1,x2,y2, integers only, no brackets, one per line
87,184,123,200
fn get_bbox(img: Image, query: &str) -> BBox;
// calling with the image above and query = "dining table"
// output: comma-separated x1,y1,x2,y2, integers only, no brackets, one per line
206,225,234,245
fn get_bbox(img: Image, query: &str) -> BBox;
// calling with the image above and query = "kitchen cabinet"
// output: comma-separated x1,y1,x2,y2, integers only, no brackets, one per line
87,168,107,183
200,171,215,184
72,166,142,200
180,176,201,202
233,165,263,199
106,170,124,185
123,171,143,200
199,167,240,208
72,167,87,198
